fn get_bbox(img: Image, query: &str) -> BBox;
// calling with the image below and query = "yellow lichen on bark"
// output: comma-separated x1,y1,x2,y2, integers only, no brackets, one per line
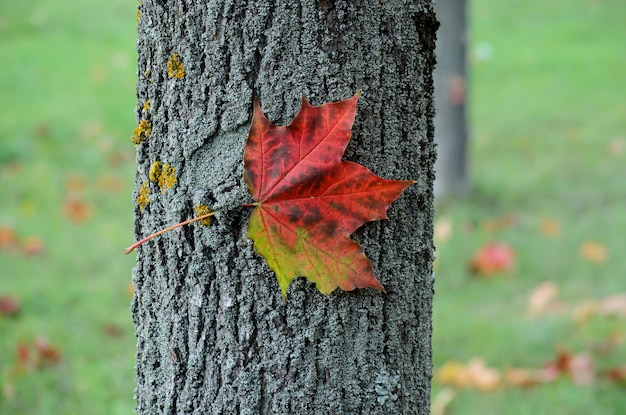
194,205,214,226
131,119,151,145
135,181,150,210
167,54,185,79
149,161,177,193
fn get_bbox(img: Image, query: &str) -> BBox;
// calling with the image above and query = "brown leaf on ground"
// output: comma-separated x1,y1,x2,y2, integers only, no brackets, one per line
64,197,92,223
544,349,595,386
16,342,30,368
469,242,516,277
539,218,561,237
606,366,626,383
527,281,565,316
34,336,62,366
127,283,135,298
21,236,45,256
505,367,553,388
97,175,124,193
431,387,456,415
436,358,501,392
481,213,517,233
0,295,21,317
607,136,625,157
434,217,453,244
573,293,626,323
102,323,124,338
66,175,87,193
0,225,18,251
597,293,626,317
579,241,608,263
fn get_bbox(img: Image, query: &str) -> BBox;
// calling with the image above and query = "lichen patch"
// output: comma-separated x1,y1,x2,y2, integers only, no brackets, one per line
194,205,214,226
131,119,151,145
167,53,186,79
135,181,150,210
149,161,177,193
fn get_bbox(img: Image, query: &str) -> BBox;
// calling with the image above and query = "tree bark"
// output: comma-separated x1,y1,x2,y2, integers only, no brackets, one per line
434,0,469,198
131,1,436,414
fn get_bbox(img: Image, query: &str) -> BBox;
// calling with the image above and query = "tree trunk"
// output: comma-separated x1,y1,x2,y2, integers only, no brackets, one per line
434,0,469,198
131,1,436,414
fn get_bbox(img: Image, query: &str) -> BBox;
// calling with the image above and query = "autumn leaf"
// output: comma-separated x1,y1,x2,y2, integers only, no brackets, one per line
538,218,561,237
243,93,414,297
0,225,18,251
0,295,21,317
468,241,515,277
526,281,564,317
434,216,453,244
435,358,501,392
579,240,608,263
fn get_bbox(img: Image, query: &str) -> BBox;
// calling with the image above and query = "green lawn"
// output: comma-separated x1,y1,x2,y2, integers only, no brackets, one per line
433,0,626,413
1,1,624,414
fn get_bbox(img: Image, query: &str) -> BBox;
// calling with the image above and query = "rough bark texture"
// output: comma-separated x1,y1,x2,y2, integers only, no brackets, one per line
131,1,436,414
434,0,469,198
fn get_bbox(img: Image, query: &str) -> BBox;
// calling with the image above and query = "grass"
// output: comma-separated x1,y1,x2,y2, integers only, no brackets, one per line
433,0,626,413
0,0,624,414
0,1,137,414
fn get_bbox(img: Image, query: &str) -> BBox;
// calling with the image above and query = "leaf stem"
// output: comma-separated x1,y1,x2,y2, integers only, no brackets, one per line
123,211,217,254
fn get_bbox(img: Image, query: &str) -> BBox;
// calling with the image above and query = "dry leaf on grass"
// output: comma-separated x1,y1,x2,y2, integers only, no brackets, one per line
527,281,564,316
469,242,516,277
436,358,501,392
539,218,561,237
431,387,456,415
579,241,608,263
434,217,453,244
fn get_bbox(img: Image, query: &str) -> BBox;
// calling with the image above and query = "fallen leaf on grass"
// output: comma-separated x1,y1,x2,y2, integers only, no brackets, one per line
607,136,625,157
430,387,456,415
21,236,45,256
544,349,595,386
0,295,20,317
539,218,561,237
127,283,135,298
606,366,626,383
505,368,554,388
573,293,626,323
579,241,608,263
436,358,501,392
434,217,453,244
468,242,516,277
16,337,62,370
97,175,124,193
33,336,62,366
2,381,15,400
481,213,517,233
102,323,124,338
527,281,564,316
597,293,626,317
0,225,18,251
64,197,92,223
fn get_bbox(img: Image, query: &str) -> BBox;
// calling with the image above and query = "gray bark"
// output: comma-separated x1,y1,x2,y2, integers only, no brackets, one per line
434,0,469,198
131,1,436,414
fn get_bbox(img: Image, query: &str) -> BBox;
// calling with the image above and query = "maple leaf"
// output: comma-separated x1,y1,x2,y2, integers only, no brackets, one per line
243,93,414,298
468,241,516,277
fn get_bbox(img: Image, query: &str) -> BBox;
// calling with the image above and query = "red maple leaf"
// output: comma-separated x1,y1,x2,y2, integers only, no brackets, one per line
243,93,414,298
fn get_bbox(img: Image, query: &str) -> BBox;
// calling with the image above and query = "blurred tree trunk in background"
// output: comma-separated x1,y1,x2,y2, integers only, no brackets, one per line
131,1,436,414
434,0,470,198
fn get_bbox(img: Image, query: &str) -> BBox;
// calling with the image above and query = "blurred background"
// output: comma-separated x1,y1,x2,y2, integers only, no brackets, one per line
0,1,624,414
